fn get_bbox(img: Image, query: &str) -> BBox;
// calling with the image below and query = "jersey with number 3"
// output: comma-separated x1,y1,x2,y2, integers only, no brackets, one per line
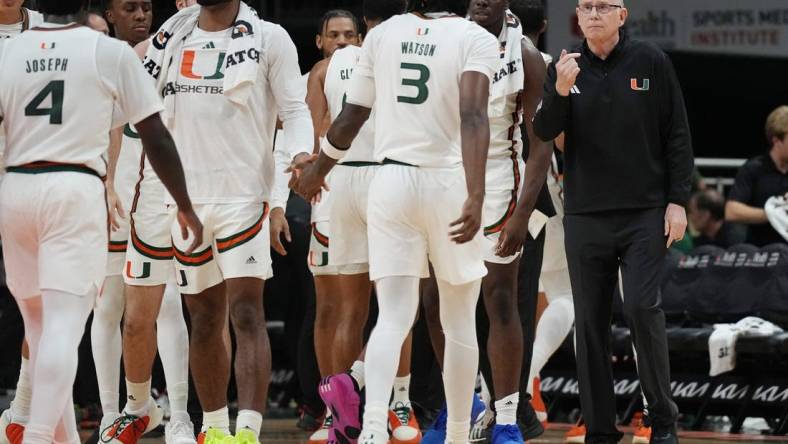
0,26,162,175
347,13,498,168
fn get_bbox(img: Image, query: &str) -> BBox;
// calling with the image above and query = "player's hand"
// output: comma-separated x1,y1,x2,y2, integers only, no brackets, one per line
269,207,291,256
106,185,126,231
555,49,581,96
450,196,483,244
292,162,329,202
496,212,529,258
177,207,204,255
664,203,687,248
286,152,317,180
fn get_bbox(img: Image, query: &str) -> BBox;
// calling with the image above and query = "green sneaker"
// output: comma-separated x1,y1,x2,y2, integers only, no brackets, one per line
198,428,234,444
233,428,259,444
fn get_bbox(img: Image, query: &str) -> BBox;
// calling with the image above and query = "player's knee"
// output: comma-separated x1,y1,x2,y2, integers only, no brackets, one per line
230,301,264,335
485,287,518,326
123,312,155,339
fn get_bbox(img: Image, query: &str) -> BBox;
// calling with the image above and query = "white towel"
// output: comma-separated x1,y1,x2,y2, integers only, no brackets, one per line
708,316,783,376
142,2,263,127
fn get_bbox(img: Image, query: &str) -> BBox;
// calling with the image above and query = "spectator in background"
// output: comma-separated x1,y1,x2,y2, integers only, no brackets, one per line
726,105,788,246
689,189,732,248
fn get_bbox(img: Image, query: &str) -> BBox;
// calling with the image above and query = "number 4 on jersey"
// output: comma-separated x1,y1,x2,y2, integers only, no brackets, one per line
25,80,64,124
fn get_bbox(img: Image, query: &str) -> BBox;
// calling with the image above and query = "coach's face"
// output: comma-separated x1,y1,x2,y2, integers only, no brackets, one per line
469,0,508,30
107,0,153,45
576,1,627,43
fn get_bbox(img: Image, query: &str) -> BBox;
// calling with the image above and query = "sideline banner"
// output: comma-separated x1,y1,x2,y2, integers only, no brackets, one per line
545,0,788,59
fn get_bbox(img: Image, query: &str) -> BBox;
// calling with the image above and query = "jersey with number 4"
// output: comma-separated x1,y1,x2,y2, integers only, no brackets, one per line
348,13,498,168
324,45,374,163
0,25,162,175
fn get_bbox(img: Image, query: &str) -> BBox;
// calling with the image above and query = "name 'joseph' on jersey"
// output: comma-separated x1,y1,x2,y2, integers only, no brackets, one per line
347,13,499,168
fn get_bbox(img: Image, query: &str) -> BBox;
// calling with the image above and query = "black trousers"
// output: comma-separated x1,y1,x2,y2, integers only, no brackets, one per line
564,208,678,443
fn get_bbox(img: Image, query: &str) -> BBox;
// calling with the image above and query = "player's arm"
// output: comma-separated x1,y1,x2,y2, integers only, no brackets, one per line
305,58,331,154
105,127,126,230
496,38,552,256
450,71,490,244
268,25,314,161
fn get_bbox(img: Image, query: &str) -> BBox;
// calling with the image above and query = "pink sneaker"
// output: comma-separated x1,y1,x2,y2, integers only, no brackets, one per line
319,374,362,444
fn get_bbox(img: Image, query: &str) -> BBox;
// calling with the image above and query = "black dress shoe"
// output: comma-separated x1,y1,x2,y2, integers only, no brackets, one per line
649,423,679,444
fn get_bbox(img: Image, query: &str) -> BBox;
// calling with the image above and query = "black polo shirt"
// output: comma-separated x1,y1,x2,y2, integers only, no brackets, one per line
533,33,694,215
728,153,788,246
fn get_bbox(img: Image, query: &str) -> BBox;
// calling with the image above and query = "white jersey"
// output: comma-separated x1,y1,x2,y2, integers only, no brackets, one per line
168,21,308,204
0,25,163,175
348,13,498,167
324,45,375,163
487,13,525,191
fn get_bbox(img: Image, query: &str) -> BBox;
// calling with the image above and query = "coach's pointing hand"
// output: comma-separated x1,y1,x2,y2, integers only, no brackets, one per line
555,49,581,96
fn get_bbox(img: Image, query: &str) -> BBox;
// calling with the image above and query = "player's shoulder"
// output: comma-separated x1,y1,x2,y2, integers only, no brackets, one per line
334,45,362,58
462,20,498,47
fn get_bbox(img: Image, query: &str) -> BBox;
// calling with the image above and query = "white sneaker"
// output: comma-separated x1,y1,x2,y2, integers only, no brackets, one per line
98,412,122,438
165,418,196,444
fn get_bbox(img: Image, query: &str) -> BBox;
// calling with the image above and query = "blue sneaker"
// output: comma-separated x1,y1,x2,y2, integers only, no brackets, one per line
420,393,487,444
491,424,524,444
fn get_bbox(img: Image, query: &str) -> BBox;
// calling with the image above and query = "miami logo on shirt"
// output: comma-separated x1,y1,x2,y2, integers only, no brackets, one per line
630,78,650,91
181,49,226,80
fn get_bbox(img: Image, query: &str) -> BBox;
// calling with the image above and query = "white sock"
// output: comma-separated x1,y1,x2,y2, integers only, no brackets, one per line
350,360,365,389
157,283,190,417
235,409,262,437
202,407,230,434
124,379,150,415
493,393,519,425
390,375,411,409
437,278,481,444
361,403,388,440
10,357,32,420
91,276,125,416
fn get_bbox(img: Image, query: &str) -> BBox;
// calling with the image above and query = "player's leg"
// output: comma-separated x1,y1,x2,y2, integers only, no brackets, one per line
313,273,343,375
156,283,191,426
0,340,32,442
360,276,421,444
213,203,274,442
333,272,371,374
480,259,523,435
436,277,483,444
25,288,95,444
419,272,444,366
91,275,125,428
388,332,420,444
226,277,269,438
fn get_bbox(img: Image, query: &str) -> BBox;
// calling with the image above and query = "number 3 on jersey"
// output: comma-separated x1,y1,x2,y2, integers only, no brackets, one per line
397,63,429,105
25,80,65,124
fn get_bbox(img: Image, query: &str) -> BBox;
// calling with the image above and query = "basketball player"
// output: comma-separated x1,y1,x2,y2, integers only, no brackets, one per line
139,2,313,444
301,3,421,444
291,1,499,443
87,10,110,34
0,2,201,444
417,1,552,443
90,3,193,444
0,3,44,443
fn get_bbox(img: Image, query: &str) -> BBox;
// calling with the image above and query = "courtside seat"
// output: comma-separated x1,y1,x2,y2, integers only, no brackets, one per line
757,243,788,329
688,244,760,323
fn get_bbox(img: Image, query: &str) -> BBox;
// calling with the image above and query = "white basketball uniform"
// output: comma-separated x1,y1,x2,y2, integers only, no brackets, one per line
106,123,140,275
123,120,177,286
153,20,309,294
0,9,44,178
0,24,163,299
346,12,498,285
312,45,377,276
482,12,526,264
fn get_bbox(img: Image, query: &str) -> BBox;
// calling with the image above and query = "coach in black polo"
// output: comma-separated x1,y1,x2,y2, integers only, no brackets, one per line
533,1,693,443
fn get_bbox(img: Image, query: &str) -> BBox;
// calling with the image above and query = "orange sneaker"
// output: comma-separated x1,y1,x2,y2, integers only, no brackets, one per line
1,409,25,444
631,412,651,444
564,421,586,443
530,377,547,426
100,400,163,444
4,423,24,444
388,404,421,444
